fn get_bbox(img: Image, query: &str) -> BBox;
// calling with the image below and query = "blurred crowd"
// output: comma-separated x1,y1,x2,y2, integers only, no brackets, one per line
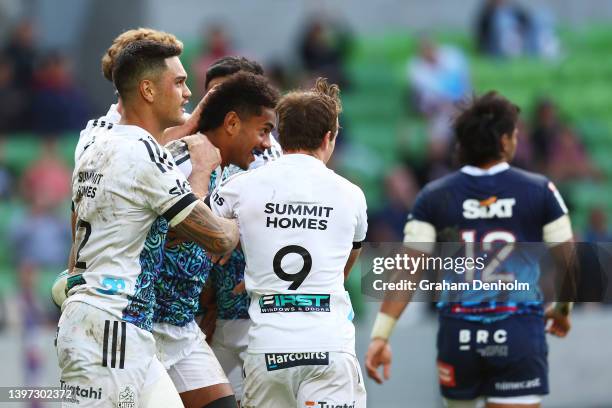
368,0,607,244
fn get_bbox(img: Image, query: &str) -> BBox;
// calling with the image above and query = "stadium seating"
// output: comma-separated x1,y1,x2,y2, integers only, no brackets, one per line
340,26,612,232
1,27,612,297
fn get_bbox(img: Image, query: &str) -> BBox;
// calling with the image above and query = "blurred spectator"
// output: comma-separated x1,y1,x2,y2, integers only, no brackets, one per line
2,19,38,88
20,138,71,208
408,36,471,117
0,54,28,133
266,61,294,92
298,16,352,88
407,36,470,176
530,98,560,170
511,119,534,170
368,166,419,242
475,0,560,59
584,207,612,243
17,262,51,408
193,25,234,99
30,51,90,134
7,198,71,269
0,139,15,200
547,126,600,182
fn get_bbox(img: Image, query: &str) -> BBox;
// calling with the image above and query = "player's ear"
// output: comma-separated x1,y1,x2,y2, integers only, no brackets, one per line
140,79,155,103
321,130,332,150
224,111,241,137
499,131,516,161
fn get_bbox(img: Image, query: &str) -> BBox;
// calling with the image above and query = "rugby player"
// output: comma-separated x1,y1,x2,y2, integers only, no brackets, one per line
365,92,575,408
211,78,368,408
151,71,279,408
198,56,283,406
54,39,279,406
53,28,198,309
56,40,239,407
51,29,269,407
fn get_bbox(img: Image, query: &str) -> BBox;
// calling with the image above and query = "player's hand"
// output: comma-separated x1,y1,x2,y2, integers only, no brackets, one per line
544,305,571,337
166,229,188,247
199,306,218,344
162,90,212,142
182,133,221,174
365,338,392,384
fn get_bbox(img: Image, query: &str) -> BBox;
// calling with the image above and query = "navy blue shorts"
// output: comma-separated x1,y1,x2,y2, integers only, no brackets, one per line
436,314,548,400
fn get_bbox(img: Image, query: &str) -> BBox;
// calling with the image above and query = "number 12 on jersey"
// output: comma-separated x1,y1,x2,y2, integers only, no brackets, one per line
461,230,516,283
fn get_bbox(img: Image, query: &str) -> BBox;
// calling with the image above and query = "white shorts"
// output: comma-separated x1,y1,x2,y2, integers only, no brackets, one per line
242,351,367,408
153,320,229,393
210,319,250,400
56,301,181,407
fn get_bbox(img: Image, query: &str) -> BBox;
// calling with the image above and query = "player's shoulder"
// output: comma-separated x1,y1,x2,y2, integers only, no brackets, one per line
79,105,121,138
217,167,251,190
107,125,177,172
421,170,464,196
504,166,550,188
326,168,366,202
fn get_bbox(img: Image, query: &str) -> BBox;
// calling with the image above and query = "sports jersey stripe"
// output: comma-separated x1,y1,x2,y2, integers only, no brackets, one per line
139,138,174,174
119,321,126,369
152,139,174,170
139,139,167,173
174,154,190,165
162,193,197,223
111,321,118,368
102,320,110,367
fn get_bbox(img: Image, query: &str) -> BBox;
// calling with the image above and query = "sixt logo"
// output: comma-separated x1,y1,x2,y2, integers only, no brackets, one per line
305,402,356,408
259,294,330,313
462,197,516,219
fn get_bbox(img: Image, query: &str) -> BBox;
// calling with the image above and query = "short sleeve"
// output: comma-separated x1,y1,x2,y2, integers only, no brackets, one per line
210,173,242,219
542,181,572,243
136,138,198,227
354,188,368,242
543,181,568,224
404,188,436,244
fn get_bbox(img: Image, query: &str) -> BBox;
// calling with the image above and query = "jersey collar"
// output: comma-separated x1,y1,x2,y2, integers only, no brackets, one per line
460,162,510,176
279,153,325,167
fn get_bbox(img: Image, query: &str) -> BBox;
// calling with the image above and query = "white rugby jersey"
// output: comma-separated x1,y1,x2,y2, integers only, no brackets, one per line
249,135,283,169
211,154,367,354
75,104,121,163
65,122,198,330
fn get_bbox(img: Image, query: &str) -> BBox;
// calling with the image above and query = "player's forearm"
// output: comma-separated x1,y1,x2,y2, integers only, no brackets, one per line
553,302,573,316
369,299,410,342
173,201,239,255
68,211,77,273
380,298,410,319
67,243,76,274
344,248,362,279
371,245,428,340
188,170,212,199
550,240,579,302
71,211,77,240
